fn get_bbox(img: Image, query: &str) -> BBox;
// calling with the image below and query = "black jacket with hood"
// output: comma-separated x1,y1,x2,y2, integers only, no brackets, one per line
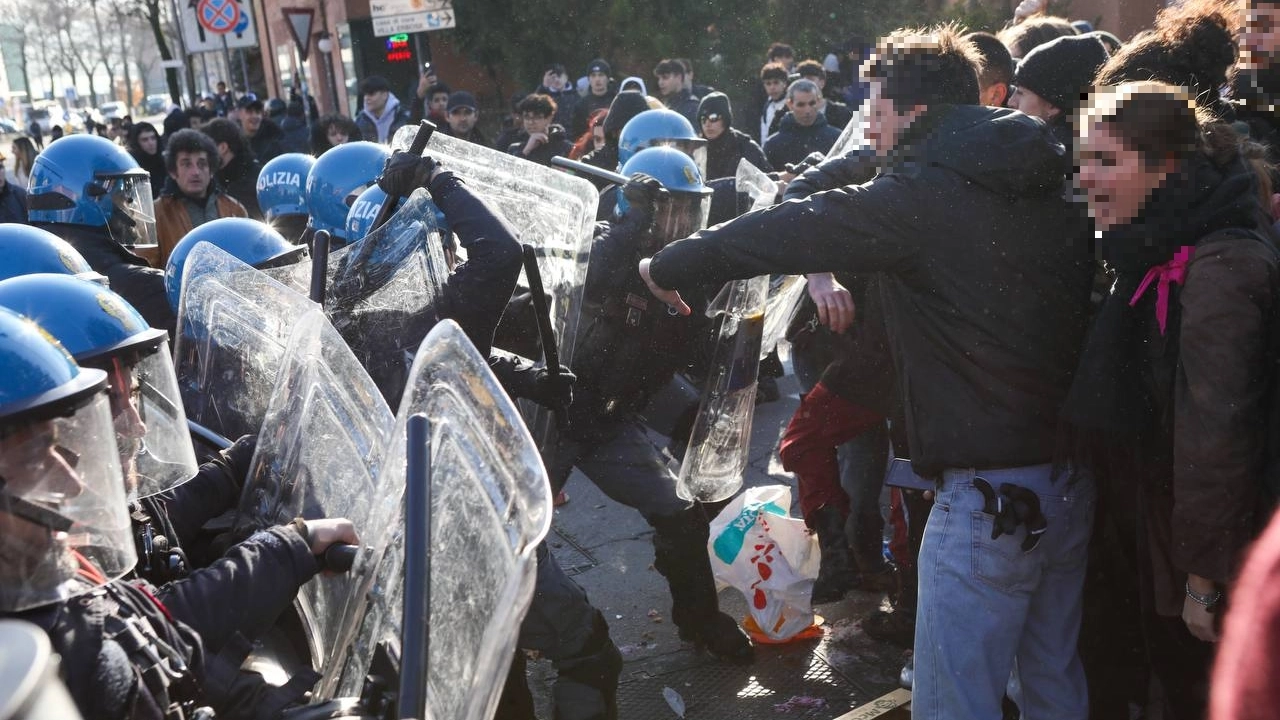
763,112,842,171
650,105,1095,476
698,92,772,180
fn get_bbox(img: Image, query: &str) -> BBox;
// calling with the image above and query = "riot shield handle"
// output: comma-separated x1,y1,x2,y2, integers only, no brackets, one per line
551,156,628,186
187,420,232,451
371,121,438,235
310,231,331,304
399,413,431,720
521,244,567,429
320,542,358,573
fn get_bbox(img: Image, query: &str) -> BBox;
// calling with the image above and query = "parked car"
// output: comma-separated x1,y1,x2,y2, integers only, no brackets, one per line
144,94,169,115
99,101,126,120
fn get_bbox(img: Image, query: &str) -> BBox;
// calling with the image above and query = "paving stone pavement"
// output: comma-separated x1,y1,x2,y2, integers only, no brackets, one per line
531,352,910,719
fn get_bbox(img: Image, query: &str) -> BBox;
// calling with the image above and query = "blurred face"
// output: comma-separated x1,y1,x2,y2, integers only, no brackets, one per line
763,78,786,101
657,72,683,96
169,150,211,197
448,106,477,135
592,125,605,149
861,79,923,154
700,113,726,141
1244,6,1280,70
241,107,263,134
364,89,389,115
1077,120,1173,232
1007,86,1060,123
802,73,826,91
542,69,564,91
523,111,552,135
788,90,820,127
138,130,159,155
589,71,609,95
0,421,82,581
428,92,449,115
327,124,350,146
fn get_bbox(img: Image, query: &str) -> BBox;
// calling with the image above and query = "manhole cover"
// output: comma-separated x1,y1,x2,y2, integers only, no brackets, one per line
616,643,873,719
548,526,598,576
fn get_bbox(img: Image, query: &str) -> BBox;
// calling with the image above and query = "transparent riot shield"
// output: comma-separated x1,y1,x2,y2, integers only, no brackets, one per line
264,190,450,404
172,243,316,441
676,160,774,503
390,127,597,449
825,107,867,159
234,308,394,673
320,320,552,720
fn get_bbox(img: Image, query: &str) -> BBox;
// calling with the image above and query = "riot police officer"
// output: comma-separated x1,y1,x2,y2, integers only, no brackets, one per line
546,146,754,664
27,134,173,334
256,152,315,245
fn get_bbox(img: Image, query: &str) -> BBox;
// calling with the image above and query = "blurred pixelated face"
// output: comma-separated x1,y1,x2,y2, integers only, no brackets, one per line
138,130,159,156
364,90,389,115
448,106,477,135
1007,86,1060,123
523,111,552,135
1244,6,1280,69
802,73,826,91
763,78,787,101
589,71,609,95
428,92,450,116
241,107,263,134
860,79,919,154
700,113,726,141
1077,120,1172,232
169,150,211,197
327,124,349,146
788,90,820,127
657,72,683,96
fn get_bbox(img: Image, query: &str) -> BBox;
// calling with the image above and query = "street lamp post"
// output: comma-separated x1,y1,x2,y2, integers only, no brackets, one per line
316,31,340,115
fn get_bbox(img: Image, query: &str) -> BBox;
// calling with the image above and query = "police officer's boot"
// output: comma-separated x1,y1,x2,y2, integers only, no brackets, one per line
651,508,755,665
551,611,623,720
811,505,859,604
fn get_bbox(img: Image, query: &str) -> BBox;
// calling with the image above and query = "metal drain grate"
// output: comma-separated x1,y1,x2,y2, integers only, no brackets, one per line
616,642,878,719
548,525,599,576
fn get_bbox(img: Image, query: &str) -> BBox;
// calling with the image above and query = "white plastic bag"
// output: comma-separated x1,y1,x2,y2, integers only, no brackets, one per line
708,485,820,641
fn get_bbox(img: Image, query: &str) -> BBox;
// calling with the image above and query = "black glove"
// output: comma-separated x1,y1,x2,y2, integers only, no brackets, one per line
525,366,576,411
622,172,663,222
784,151,826,176
377,150,440,197
221,434,257,494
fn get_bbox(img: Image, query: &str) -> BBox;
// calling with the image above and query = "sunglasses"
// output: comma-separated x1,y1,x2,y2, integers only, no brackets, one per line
700,113,722,123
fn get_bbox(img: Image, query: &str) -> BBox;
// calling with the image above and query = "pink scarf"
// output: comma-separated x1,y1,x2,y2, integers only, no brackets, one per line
1128,246,1195,335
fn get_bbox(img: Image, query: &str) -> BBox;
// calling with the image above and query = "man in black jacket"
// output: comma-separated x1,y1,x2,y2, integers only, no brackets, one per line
653,58,701,126
507,94,572,166
698,92,771,180
763,79,841,170
640,27,1096,720
236,95,285,164
571,58,617,138
0,149,28,223
201,118,264,220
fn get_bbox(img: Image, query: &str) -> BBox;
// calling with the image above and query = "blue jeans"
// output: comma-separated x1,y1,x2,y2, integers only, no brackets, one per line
913,465,1095,720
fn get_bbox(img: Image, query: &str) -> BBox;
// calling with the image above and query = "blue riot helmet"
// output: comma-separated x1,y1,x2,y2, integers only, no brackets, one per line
0,275,199,499
617,109,707,174
0,223,106,285
616,146,713,244
257,153,315,222
164,218,305,312
344,185,451,242
27,134,158,250
0,306,136,613
306,141,390,244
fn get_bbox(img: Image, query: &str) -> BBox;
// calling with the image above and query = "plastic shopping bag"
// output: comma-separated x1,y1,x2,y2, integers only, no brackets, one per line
708,485,821,642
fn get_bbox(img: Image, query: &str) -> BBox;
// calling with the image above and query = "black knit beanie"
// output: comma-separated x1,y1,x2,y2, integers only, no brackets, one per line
1015,34,1109,113
697,92,734,129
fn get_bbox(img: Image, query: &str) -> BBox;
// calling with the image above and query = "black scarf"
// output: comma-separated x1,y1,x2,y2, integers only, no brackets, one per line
1060,150,1263,466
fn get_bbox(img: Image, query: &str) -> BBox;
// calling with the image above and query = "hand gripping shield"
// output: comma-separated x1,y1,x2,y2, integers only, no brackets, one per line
263,189,450,404
389,127,597,449
172,243,315,441
319,320,552,719
675,159,773,503
234,309,394,674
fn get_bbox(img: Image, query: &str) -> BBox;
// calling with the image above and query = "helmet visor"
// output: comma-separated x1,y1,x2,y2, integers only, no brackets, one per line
102,341,198,499
652,191,711,246
100,173,157,249
0,391,136,612
649,138,708,179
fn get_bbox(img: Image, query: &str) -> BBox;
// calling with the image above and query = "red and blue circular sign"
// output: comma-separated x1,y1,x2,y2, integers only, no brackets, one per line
196,0,241,34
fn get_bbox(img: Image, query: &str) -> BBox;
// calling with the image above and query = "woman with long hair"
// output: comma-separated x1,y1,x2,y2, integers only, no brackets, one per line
1066,81,1277,718
569,108,608,161
310,114,361,156
124,122,166,196
9,135,37,189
